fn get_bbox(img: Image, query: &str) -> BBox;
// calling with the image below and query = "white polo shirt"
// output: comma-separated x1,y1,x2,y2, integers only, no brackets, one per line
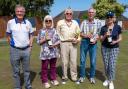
6,18,34,48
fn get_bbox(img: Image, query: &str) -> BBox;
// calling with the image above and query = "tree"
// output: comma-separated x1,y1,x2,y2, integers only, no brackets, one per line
0,0,17,16
0,0,54,18
93,0,125,19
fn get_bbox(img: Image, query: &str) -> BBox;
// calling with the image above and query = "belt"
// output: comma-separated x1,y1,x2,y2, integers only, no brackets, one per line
61,40,72,42
11,45,30,50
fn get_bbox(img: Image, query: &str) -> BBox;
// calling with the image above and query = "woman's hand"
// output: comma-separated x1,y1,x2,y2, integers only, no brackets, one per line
48,44,56,48
110,40,117,45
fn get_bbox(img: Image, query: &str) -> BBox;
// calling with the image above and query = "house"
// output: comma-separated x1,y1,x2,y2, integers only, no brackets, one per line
53,10,128,30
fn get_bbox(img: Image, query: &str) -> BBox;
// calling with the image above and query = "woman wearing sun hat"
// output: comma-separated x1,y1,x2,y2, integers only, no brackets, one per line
100,11,122,89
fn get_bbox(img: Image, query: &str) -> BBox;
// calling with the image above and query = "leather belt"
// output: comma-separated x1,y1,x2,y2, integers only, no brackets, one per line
11,45,30,50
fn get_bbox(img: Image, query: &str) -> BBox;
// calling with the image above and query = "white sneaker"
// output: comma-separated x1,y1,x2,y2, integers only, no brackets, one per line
44,82,51,88
109,81,114,89
51,80,59,86
76,77,85,84
90,78,96,84
103,80,109,86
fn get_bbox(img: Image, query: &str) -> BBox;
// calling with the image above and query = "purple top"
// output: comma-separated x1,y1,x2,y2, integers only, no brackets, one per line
37,28,60,60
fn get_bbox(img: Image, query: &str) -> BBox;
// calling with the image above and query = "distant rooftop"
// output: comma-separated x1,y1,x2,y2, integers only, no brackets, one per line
54,10,128,21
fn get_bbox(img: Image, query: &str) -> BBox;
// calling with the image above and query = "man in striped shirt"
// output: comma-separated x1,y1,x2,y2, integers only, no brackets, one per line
76,8,101,84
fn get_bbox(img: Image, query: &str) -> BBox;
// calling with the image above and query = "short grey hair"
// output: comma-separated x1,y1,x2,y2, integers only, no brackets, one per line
88,7,96,13
15,4,25,12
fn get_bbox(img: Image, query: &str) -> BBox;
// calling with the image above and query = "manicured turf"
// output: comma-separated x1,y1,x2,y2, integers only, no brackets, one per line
0,31,128,89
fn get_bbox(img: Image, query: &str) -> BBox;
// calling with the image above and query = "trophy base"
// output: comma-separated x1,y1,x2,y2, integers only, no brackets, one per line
48,41,53,46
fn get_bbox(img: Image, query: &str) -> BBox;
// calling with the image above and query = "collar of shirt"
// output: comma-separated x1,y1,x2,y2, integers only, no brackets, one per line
15,17,26,24
86,19,96,24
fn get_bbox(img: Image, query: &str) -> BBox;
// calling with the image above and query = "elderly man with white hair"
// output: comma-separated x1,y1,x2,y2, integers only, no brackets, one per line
6,4,34,89
56,8,80,84
76,8,101,84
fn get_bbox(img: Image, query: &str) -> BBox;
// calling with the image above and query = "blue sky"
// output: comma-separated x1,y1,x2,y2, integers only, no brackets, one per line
50,0,128,17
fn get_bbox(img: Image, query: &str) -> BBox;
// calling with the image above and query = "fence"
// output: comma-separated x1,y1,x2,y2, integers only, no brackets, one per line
0,16,43,38
0,16,128,39
0,16,12,38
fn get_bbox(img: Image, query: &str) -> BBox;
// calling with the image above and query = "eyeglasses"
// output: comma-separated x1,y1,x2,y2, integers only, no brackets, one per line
66,13,72,15
45,20,52,23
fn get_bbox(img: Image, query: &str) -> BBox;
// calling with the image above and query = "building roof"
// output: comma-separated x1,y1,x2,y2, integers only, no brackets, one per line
117,15,128,21
53,10,128,27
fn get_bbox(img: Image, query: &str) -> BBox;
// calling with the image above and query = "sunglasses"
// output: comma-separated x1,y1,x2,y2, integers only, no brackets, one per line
89,12,94,13
107,16,114,19
66,13,72,15
16,11,25,13
45,20,52,23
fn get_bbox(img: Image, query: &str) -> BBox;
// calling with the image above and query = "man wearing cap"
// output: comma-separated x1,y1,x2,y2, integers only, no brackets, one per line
76,8,101,84
100,11,122,89
6,5,34,89
56,8,80,84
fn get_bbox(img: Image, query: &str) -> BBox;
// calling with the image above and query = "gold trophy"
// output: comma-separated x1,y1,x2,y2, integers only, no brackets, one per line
89,27,94,43
45,31,53,46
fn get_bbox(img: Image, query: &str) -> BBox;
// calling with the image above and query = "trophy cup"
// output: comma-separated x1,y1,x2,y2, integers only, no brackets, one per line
89,28,95,43
45,31,53,46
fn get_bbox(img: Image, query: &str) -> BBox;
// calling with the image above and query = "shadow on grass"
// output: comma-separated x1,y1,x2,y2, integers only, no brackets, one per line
20,71,36,86
57,65,74,81
56,66,62,78
84,68,105,82
56,66,105,82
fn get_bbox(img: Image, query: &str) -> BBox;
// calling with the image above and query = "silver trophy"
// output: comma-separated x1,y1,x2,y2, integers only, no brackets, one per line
107,29,112,43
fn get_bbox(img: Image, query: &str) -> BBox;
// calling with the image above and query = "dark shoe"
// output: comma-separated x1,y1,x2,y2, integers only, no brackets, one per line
26,87,32,89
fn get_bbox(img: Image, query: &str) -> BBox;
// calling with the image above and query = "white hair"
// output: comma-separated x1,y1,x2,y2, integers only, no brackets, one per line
88,7,96,13
64,8,73,14
43,15,54,28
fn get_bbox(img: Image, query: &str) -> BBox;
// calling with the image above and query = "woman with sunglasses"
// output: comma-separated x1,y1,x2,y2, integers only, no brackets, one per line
37,15,60,88
100,11,122,89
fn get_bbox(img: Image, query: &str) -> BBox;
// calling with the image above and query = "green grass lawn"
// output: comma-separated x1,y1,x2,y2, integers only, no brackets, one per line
0,31,128,89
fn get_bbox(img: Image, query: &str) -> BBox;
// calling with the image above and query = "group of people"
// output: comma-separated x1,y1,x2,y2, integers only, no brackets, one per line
6,4,122,89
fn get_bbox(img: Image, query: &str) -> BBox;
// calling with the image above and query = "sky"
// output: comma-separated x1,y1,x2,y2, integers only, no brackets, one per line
50,0,128,17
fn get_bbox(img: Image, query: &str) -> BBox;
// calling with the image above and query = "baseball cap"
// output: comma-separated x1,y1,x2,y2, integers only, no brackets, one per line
106,11,114,17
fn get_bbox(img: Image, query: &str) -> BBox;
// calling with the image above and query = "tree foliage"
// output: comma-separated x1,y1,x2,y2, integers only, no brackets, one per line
93,0,125,19
0,0,54,18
